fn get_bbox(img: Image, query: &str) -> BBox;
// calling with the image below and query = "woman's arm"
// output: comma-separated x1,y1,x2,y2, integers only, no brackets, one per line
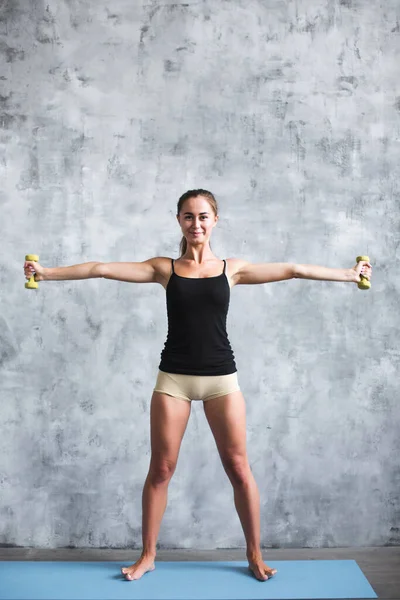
44,262,103,280
295,261,372,282
24,260,103,282
24,258,159,283
232,259,372,285
233,260,296,285
100,259,158,283
294,264,357,282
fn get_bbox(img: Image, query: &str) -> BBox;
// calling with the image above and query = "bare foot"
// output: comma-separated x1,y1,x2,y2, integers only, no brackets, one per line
247,555,277,581
121,554,156,581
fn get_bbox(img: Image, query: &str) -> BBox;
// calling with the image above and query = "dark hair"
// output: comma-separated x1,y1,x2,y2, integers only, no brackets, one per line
177,189,218,257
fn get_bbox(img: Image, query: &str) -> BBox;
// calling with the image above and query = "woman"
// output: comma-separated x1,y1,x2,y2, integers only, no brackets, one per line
24,188,372,582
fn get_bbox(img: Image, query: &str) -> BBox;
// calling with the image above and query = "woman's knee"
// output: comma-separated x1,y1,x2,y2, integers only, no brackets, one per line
148,456,177,484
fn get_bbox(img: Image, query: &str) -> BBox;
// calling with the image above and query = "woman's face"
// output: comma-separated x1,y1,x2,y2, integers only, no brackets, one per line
177,196,218,244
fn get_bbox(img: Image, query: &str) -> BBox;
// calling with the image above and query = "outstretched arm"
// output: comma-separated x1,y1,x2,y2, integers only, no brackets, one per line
295,260,372,283
234,259,372,285
234,261,296,285
24,258,159,283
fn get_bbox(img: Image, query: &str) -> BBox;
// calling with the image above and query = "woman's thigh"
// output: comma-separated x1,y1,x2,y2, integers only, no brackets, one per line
202,390,247,466
148,390,192,475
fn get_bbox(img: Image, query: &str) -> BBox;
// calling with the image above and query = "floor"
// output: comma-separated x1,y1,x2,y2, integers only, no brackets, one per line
1,546,399,599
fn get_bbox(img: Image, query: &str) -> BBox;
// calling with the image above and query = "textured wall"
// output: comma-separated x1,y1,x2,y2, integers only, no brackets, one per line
1,0,399,550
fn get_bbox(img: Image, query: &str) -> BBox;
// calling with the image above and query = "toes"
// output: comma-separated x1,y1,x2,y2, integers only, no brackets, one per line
121,568,133,580
257,569,268,581
249,565,268,581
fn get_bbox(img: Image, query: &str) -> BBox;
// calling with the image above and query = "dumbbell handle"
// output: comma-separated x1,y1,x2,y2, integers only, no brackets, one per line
356,255,371,290
25,254,39,290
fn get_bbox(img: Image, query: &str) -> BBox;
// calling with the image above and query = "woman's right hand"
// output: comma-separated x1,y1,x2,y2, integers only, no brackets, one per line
24,260,45,282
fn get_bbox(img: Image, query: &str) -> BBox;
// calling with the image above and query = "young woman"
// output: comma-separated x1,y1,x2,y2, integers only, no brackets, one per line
24,188,372,582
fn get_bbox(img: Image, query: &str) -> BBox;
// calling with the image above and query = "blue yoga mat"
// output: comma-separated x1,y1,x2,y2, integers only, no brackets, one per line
0,560,377,599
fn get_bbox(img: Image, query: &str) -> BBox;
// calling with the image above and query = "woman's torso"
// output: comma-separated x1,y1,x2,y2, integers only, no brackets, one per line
157,257,238,376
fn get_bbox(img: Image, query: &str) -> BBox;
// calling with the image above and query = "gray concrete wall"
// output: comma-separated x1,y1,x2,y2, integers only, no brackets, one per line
1,0,399,549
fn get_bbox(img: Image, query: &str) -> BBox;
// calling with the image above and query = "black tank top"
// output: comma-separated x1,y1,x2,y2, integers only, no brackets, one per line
159,258,237,376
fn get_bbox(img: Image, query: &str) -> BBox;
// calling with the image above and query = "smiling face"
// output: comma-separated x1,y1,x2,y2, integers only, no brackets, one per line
177,196,219,245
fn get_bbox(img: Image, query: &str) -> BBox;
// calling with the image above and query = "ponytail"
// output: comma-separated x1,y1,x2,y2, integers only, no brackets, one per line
179,236,187,258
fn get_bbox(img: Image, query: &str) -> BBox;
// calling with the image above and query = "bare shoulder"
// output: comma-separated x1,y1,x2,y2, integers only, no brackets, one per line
226,257,250,287
151,256,173,288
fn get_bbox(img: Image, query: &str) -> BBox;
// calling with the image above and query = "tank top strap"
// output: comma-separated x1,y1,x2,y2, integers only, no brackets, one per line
171,258,175,274
222,259,226,274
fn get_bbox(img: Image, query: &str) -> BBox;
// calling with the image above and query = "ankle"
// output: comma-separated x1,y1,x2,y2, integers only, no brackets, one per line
246,548,262,560
142,550,157,559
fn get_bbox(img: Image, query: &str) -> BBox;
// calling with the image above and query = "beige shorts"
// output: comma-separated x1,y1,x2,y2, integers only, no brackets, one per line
153,369,241,402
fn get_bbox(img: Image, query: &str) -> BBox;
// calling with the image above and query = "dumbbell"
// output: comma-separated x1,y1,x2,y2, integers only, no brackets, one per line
356,255,371,290
25,254,39,289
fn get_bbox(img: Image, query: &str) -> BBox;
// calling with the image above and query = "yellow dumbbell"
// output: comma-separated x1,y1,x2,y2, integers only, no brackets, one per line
356,255,371,290
25,254,39,289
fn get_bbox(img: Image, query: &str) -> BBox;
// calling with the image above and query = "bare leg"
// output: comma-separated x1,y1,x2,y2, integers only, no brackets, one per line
232,469,277,581
122,390,191,581
203,392,278,582
121,473,170,581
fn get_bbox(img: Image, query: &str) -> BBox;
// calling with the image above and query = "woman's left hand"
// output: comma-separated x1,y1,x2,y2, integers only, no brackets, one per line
352,260,372,283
